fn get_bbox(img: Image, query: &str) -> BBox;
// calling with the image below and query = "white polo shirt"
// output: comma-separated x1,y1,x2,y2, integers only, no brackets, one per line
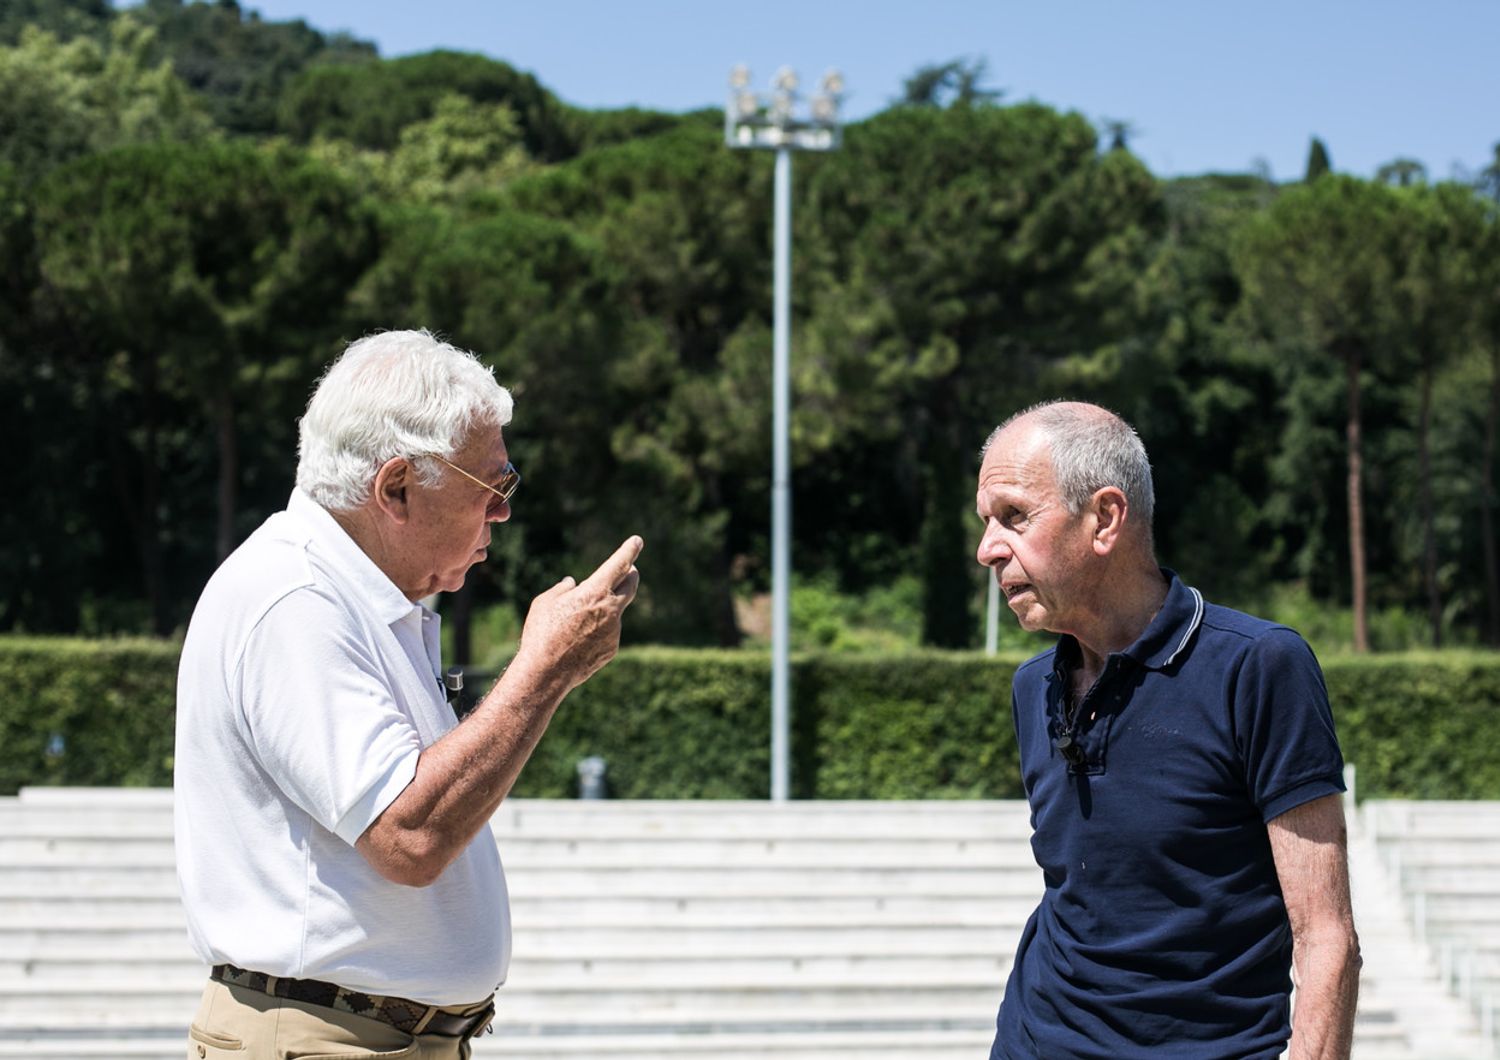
174,489,508,1005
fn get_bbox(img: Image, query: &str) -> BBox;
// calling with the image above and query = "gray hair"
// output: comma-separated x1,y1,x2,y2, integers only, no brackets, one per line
296,329,513,511
982,400,1155,530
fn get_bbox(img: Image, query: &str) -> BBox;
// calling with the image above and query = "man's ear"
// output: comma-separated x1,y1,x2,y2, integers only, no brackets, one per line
1090,487,1128,556
372,457,412,524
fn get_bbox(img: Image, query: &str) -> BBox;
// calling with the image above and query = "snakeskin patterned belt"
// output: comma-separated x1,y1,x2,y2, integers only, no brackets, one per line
210,963,494,1039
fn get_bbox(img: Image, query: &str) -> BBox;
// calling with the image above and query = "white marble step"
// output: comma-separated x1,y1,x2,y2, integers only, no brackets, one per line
2,952,1014,984
1347,815,1495,1060
24,837,1027,860
1,864,1042,898
3,790,1498,1059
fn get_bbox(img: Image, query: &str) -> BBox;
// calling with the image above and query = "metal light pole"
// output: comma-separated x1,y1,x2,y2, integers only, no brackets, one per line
986,577,1000,656
726,65,843,801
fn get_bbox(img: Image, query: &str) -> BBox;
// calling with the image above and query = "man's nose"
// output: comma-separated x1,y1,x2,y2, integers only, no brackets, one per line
488,500,511,524
976,523,1010,567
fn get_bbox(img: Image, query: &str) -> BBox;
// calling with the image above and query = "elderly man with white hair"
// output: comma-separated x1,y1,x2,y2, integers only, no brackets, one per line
174,329,641,1059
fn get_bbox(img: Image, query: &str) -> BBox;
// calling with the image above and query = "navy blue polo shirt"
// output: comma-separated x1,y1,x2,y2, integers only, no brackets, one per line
992,572,1345,1060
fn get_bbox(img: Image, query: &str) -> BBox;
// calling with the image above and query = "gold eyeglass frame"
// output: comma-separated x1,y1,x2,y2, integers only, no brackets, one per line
427,453,521,504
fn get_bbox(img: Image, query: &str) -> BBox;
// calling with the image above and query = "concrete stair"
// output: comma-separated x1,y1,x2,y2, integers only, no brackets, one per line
1362,800,1500,1057
0,788,1492,1058
1346,807,1494,1059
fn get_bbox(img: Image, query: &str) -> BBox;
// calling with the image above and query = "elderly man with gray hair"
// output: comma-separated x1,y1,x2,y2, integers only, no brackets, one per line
175,330,641,1058
976,400,1360,1060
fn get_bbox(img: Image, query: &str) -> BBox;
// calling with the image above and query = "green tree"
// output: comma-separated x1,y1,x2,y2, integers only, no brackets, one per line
501,124,774,644
129,0,377,134
1111,173,1283,604
800,104,1163,645
564,105,715,154
345,198,645,651
899,58,1003,108
1377,157,1427,187
388,93,530,196
0,0,109,44
0,18,210,180
30,141,376,631
1479,143,1500,202
0,163,77,632
1305,137,1332,181
1099,117,1137,153
1471,196,1500,644
1235,176,1402,652
306,92,534,207
1477,142,1500,640
277,50,576,161
1385,183,1489,645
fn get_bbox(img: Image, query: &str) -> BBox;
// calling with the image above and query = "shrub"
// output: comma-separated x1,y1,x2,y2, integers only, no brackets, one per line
1,637,1496,800
0,637,178,793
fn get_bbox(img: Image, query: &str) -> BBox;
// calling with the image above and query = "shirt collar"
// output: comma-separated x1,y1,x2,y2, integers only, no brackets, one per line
1119,568,1204,671
286,488,421,627
1049,568,1204,678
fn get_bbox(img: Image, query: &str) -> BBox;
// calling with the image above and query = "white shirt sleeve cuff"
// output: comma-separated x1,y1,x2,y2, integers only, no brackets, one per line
333,747,421,846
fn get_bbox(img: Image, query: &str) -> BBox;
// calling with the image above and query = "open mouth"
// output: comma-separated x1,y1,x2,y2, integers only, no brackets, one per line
1003,583,1032,600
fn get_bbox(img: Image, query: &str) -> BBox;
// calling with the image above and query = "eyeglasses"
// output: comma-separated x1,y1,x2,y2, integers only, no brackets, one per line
427,453,521,505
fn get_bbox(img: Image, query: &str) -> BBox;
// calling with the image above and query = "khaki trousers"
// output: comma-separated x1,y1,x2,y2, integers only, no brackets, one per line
187,979,493,1060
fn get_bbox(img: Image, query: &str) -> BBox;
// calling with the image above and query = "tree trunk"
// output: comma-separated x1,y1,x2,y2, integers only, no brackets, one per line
1483,343,1500,647
102,415,148,621
920,462,975,648
716,536,743,648
215,380,237,563
1417,360,1441,647
141,356,169,636
1344,347,1369,653
108,350,171,637
704,475,743,648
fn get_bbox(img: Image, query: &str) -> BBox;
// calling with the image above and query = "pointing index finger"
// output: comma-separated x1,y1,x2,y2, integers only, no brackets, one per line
584,535,643,593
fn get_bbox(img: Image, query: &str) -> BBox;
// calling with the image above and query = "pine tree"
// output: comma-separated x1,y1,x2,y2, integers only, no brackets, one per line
1305,137,1331,181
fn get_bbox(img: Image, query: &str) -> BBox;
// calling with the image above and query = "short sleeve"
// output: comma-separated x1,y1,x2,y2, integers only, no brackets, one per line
235,588,421,845
1231,628,1345,822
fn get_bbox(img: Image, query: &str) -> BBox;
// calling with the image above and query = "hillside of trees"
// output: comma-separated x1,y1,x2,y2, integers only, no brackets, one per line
2,0,1498,656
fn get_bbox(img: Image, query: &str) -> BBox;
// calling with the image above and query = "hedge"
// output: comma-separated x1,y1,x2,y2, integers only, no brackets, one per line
1,638,1497,800
0,638,180,794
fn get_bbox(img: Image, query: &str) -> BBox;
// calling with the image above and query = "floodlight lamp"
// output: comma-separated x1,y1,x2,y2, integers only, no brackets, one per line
736,91,759,119
773,66,798,92
730,64,750,89
810,95,836,123
821,69,845,96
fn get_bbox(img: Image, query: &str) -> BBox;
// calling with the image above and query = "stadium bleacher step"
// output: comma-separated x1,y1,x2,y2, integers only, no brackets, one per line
1,789,1496,1059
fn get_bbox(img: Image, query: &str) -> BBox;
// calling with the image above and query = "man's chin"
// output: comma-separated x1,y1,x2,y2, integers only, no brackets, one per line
437,567,477,595
1010,605,1049,634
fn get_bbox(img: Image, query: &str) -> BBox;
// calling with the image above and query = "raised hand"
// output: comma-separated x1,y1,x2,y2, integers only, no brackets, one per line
515,536,643,692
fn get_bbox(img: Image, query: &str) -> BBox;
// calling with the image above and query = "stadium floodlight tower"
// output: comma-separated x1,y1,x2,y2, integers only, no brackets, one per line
725,64,844,802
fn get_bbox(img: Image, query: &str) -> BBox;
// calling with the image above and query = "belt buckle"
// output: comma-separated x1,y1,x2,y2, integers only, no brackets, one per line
469,1000,496,1039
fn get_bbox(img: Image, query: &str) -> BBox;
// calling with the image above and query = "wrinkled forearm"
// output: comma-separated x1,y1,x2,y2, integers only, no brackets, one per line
1288,926,1361,1060
355,540,640,888
355,654,572,886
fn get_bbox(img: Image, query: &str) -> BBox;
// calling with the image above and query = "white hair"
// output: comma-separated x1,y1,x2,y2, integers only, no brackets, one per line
296,329,513,511
983,400,1155,531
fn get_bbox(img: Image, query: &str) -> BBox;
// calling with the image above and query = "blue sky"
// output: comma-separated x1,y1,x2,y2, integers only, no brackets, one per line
200,0,1497,182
